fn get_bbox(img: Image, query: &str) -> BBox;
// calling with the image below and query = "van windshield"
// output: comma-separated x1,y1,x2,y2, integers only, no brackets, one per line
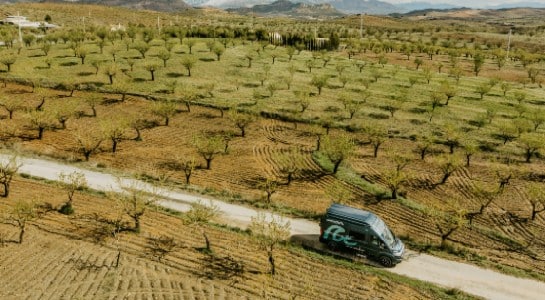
372,218,396,249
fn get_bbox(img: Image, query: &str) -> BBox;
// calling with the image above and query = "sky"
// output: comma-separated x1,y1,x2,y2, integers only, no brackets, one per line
380,0,539,7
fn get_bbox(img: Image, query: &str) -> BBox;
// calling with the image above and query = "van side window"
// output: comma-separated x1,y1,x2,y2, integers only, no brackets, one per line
370,235,385,249
349,231,366,241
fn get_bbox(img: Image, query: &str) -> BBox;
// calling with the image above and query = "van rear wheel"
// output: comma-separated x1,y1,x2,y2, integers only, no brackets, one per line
379,256,393,267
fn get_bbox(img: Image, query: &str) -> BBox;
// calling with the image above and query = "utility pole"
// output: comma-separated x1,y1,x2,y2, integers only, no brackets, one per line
506,28,512,60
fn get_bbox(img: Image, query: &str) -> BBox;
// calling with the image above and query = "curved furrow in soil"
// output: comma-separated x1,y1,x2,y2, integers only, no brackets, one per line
448,167,480,201
252,144,282,179
368,203,438,239
261,119,292,145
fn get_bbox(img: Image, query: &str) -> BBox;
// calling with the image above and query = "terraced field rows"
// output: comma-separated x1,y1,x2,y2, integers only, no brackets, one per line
0,178,436,299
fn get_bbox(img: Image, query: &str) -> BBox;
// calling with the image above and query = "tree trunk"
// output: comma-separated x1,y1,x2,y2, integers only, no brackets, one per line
83,151,91,161
38,127,45,140
268,251,275,276
133,216,140,233
203,230,211,252
18,225,25,244
332,160,342,174
205,158,212,170
2,182,8,197
114,250,121,268
391,187,397,200
134,128,141,141
112,140,118,153
440,173,451,184
373,144,380,158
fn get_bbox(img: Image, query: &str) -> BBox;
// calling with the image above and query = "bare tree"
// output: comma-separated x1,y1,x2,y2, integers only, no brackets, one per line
436,155,462,185
0,156,20,197
249,213,290,276
57,171,87,214
426,201,468,248
274,147,303,185
73,125,103,161
113,181,161,233
258,177,278,205
180,157,197,184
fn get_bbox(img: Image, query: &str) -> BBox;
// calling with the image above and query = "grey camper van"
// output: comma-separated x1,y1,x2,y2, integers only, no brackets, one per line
319,203,405,267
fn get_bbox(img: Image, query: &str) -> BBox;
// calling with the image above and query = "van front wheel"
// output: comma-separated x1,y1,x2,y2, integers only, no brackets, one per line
379,256,393,267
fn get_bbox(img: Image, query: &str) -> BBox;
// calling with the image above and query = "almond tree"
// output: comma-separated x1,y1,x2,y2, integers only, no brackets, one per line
213,44,224,61
294,89,311,112
151,100,177,126
101,118,129,153
192,134,224,170
185,38,196,54
466,182,498,226
274,147,303,185
27,110,56,140
518,132,544,163
0,54,16,72
0,96,21,119
249,213,291,276
113,180,161,233
2,200,39,243
0,156,20,197
436,154,462,185
157,48,171,67
426,201,468,248
73,125,103,161
310,74,329,95
440,81,457,105
180,157,197,184
259,177,278,205
85,93,102,117
527,183,545,220
52,100,77,129
183,201,220,253
320,133,355,174
366,125,387,158
181,55,196,76
228,110,255,137
75,46,88,64
57,171,87,214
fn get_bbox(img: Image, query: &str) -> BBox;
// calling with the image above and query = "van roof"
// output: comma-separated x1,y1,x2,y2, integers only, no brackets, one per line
326,203,378,226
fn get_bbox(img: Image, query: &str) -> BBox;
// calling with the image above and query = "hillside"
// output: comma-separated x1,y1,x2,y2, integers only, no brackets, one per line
226,0,344,18
21,0,194,12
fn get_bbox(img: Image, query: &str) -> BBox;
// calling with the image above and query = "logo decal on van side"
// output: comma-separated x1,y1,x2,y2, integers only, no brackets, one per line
323,225,357,246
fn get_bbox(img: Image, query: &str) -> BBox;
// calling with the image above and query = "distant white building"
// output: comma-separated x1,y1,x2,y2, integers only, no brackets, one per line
2,15,58,29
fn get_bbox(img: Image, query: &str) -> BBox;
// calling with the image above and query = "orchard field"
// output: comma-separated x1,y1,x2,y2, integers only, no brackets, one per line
0,1,545,296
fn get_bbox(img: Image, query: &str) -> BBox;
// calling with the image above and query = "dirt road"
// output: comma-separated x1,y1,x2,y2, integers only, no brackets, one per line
3,154,545,300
